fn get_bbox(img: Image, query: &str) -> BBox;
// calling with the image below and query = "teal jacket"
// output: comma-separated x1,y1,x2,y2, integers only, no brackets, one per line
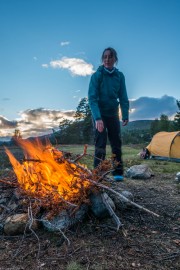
88,65,129,121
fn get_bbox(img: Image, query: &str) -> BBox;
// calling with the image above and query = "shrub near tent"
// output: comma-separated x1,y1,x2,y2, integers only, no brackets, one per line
146,131,180,162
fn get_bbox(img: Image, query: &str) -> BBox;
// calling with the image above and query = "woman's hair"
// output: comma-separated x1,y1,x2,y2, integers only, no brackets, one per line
101,47,118,64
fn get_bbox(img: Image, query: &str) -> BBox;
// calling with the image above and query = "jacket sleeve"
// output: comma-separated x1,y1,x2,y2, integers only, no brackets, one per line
88,72,101,120
119,73,129,121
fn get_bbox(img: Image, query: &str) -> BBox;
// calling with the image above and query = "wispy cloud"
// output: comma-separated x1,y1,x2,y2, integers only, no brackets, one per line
42,64,48,68
60,41,70,46
50,57,95,76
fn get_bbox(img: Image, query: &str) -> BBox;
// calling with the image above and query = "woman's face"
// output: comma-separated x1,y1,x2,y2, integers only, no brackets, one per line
102,50,116,69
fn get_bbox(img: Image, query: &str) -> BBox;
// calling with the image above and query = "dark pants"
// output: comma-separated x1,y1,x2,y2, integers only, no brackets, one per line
93,115,123,176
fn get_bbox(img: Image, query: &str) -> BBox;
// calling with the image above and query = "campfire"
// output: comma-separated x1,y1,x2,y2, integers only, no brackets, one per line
5,139,93,213
1,139,159,236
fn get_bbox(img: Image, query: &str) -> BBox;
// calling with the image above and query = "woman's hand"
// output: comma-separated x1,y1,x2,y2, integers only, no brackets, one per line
95,120,104,132
122,119,128,126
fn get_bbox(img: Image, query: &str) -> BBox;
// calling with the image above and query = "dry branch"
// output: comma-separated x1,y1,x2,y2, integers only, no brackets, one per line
73,144,88,162
0,178,17,186
101,193,122,230
70,161,160,218
13,201,41,259
28,202,41,259
89,179,160,217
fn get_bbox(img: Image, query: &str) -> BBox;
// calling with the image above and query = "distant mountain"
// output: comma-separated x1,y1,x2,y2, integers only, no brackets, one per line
0,120,154,146
121,120,152,131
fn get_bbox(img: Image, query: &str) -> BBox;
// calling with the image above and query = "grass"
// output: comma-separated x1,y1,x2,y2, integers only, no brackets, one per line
138,159,179,174
57,144,180,174
1,144,179,174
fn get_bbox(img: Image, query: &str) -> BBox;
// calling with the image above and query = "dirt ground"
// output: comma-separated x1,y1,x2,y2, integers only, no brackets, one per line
0,147,179,270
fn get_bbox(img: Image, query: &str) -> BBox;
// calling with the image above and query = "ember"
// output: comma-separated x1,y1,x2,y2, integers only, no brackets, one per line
5,139,91,209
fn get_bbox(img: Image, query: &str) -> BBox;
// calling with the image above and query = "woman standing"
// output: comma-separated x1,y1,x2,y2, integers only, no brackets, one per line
88,47,129,181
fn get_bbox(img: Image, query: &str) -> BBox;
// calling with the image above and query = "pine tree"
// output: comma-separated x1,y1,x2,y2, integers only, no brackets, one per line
173,100,180,131
11,129,22,145
150,118,160,136
74,97,93,143
159,114,170,131
74,97,91,120
58,98,93,144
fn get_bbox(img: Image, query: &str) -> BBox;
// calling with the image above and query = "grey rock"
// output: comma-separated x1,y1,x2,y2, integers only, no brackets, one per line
42,204,88,232
125,164,154,179
89,192,115,219
175,172,180,182
4,213,38,235
121,190,134,201
111,190,134,210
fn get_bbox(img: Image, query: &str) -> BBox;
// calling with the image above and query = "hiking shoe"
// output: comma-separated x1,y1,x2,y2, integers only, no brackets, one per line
113,175,124,181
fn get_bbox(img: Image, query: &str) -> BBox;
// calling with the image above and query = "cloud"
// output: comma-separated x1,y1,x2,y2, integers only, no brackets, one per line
60,41,70,46
19,108,74,125
0,95,178,140
50,57,95,76
19,108,75,137
129,95,177,121
0,116,18,137
0,109,75,140
2,98,10,101
42,64,48,68
0,116,17,128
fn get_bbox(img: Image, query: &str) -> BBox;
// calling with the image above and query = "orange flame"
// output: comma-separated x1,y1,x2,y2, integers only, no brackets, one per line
5,139,91,205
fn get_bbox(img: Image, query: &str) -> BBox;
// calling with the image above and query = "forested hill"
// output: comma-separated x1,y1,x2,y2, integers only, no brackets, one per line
121,120,152,131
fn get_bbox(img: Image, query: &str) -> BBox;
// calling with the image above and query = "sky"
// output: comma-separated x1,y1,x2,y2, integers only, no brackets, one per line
0,0,180,140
